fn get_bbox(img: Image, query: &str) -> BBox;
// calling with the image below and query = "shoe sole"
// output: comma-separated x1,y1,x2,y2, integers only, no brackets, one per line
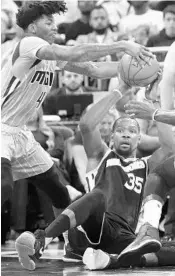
62,256,82,263
15,232,36,270
118,239,161,267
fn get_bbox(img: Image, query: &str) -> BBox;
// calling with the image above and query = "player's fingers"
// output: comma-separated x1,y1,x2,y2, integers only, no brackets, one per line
142,47,154,58
136,56,144,68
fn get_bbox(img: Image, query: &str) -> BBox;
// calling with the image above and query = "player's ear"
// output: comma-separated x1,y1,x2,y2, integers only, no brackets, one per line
28,23,36,34
137,134,141,144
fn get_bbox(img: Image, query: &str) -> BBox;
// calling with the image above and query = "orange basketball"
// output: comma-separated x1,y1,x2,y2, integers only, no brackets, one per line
119,54,160,87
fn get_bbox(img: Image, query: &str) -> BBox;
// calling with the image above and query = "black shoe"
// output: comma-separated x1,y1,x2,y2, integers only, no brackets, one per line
117,223,161,267
15,229,45,270
62,243,82,263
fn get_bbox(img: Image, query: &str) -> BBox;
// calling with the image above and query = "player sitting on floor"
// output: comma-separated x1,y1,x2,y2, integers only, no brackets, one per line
15,77,174,271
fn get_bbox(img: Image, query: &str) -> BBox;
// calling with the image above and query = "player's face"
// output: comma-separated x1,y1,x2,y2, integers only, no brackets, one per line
164,12,175,37
112,119,140,158
63,72,84,92
34,15,57,44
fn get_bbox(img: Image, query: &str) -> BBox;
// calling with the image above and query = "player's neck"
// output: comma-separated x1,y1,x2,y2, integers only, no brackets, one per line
115,151,136,160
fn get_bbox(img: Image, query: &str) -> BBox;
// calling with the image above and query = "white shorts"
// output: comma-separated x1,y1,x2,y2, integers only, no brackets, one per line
1,124,53,181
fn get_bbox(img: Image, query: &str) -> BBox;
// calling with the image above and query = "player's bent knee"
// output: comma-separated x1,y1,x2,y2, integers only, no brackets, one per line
1,158,13,205
32,164,70,209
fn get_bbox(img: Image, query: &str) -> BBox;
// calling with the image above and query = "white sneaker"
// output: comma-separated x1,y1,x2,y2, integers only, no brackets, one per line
83,247,110,270
15,232,36,270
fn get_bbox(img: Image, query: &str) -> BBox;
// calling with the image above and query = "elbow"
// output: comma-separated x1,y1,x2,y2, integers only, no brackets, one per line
79,118,92,134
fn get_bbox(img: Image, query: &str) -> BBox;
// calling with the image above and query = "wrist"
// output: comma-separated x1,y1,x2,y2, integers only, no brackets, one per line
152,109,159,121
117,40,127,52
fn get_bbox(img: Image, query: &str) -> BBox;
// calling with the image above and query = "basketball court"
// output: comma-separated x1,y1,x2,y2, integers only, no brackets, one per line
2,241,175,276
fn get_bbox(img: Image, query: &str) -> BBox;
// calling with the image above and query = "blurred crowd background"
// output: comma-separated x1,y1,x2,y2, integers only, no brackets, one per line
1,0,175,245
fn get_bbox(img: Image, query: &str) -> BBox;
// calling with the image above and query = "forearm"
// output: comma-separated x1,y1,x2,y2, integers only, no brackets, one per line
80,89,122,132
139,134,160,151
39,41,126,62
155,110,175,126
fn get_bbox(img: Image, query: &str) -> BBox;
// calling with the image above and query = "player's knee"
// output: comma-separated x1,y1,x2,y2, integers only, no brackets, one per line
1,158,13,205
36,164,70,208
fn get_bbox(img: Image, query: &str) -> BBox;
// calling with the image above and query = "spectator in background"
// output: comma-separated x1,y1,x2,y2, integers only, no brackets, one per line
119,1,163,38
77,5,117,52
43,71,98,115
147,4,175,48
64,0,96,43
1,0,18,43
96,0,131,30
76,5,117,90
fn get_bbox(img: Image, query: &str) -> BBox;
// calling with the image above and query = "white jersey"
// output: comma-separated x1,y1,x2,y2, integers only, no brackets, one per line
1,36,65,127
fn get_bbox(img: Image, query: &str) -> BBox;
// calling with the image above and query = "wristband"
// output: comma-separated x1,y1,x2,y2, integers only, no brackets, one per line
152,109,159,121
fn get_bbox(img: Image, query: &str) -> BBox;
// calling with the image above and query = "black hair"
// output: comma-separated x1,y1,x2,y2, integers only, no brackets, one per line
112,116,140,133
163,5,175,17
90,5,107,15
16,1,67,30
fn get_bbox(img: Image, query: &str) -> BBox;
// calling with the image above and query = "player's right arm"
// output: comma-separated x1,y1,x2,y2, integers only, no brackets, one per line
36,40,153,65
79,90,122,160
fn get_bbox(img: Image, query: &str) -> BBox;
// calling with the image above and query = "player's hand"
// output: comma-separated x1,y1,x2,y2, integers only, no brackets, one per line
145,70,162,102
124,41,154,67
124,100,156,120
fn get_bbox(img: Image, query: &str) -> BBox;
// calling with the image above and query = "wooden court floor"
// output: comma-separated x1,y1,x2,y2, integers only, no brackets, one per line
1,241,175,276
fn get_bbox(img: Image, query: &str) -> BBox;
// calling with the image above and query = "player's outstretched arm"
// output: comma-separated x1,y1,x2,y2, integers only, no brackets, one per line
36,41,153,65
79,89,122,159
64,61,120,79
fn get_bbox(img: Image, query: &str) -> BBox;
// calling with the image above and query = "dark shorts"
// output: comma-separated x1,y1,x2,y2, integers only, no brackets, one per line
68,213,135,255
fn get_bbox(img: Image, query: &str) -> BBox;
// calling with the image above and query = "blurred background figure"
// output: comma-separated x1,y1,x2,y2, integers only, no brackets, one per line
1,0,18,43
58,0,97,44
96,0,131,30
43,71,97,115
147,2,175,48
119,1,163,38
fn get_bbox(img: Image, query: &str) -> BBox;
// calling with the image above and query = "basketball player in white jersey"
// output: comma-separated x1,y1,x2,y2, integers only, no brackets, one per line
1,0,154,209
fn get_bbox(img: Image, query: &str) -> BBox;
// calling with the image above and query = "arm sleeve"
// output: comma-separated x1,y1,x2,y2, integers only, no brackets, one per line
20,36,49,60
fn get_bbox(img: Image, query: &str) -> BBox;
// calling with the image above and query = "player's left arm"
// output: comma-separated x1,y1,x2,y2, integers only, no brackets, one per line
64,61,120,79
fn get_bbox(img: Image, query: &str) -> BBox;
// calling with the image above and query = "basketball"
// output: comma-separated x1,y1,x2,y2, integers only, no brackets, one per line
119,54,160,87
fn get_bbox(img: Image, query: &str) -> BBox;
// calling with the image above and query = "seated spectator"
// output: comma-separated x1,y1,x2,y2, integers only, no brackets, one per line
43,71,97,115
119,1,163,37
147,3,175,61
76,5,118,90
64,0,96,43
97,0,131,29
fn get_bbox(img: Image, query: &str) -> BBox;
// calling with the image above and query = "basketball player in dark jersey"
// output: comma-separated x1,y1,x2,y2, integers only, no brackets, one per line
15,82,173,271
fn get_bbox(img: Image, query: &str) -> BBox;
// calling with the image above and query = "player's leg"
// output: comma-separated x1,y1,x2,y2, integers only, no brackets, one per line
117,155,175,266
1,129,14,206
29,164,70,209
1,158,13,206
16,188,106,270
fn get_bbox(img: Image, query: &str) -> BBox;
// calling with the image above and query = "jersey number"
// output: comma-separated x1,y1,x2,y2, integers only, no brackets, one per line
36,92,46,108
124,173,143,194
